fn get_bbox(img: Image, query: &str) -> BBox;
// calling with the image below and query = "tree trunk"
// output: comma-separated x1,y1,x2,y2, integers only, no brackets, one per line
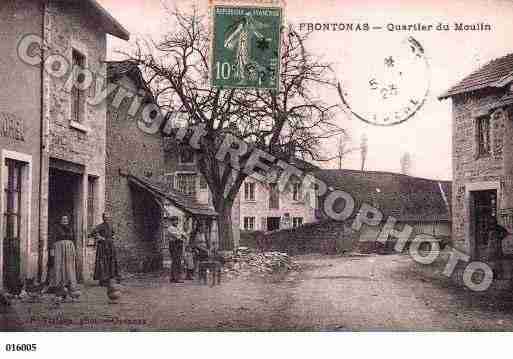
214,199,235,251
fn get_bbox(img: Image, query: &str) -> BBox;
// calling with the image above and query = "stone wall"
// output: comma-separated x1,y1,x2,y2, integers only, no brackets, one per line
241,219,450,255
40,0,109,281
451,89,509,255
244,220,356,255
105,74,167,273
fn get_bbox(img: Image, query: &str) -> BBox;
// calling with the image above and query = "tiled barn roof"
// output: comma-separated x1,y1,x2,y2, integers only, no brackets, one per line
439,53,513,99
314,169,452,222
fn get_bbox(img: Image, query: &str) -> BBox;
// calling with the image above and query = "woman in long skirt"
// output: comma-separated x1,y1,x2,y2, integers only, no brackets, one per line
49,215,79,301
90,213,120,286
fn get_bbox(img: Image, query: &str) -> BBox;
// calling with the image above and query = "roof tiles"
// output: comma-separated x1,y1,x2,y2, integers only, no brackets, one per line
315,169,452,222
440,53,513,99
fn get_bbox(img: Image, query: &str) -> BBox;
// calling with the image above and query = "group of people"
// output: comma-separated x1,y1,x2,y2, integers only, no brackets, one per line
45,214,216,298
46,213,119,301
165,216,211,283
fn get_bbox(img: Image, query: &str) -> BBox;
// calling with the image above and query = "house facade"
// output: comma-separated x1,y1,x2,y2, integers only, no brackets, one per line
0,0,129,292
239,175,318,232
440,54,513,270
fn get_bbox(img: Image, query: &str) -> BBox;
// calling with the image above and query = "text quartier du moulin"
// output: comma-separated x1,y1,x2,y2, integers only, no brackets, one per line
298,22,492,32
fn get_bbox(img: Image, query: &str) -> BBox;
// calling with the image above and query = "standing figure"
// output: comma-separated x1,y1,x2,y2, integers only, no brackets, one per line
193,224,209,283
256,231,265,253
224,12,270,84
184,246,195,280
487,218,509,279
49,215,79,301
90,213,120,287
166,217,185,283
488,218,509,260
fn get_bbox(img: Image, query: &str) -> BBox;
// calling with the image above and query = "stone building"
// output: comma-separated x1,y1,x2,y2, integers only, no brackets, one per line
239,158,319,232
105,61,220,272
440,53,513,275
0,0,129,292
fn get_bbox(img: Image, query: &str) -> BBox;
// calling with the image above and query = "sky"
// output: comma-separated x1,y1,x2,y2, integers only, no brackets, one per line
98,0,513,180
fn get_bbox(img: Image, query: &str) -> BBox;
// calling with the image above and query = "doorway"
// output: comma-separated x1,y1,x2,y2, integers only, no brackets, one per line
473,189,497,258
48,168,82,279
267,217,281,231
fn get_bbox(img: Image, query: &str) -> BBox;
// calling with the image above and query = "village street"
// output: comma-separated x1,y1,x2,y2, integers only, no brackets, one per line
3,253,513,331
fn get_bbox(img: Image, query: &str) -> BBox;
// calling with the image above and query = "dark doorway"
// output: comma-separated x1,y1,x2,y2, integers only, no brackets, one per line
130,186,163,272
267,217,281,231
48,168,82,279
473,189,497,258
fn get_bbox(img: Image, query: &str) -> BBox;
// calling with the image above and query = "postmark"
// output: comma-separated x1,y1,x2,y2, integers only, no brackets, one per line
337,36,430,126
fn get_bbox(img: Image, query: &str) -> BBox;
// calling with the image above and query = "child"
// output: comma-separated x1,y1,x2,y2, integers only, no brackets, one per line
184,246,195,280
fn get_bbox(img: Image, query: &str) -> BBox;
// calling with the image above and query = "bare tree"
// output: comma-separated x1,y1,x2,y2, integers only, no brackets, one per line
126,7,343,249
400,152,412,175
360,134,368,171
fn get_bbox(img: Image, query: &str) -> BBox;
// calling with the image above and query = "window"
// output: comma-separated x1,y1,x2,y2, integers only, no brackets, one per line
269,183,279,209
4,159,23,242
292,182,303,201
179,147,195,164
293,217,303,228
244,182,255,201
243,216,255,231
176,173,197,197
71,49,86,123
477,115,491,157
87,176,97,232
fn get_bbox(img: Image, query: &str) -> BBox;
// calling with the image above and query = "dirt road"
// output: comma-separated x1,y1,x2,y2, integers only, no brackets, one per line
279,254,513,331
4,253,513,331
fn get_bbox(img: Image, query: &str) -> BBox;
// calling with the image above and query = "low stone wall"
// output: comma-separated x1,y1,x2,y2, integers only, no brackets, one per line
241,221,357,255
240,221,443,256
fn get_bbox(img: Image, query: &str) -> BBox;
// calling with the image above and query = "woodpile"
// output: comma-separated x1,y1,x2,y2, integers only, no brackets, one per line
221,247,299,278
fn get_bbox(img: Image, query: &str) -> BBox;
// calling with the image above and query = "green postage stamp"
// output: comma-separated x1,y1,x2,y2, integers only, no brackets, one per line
211,5,283,90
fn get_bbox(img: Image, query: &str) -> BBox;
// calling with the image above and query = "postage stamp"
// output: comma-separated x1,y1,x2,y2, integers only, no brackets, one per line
210,4,283,90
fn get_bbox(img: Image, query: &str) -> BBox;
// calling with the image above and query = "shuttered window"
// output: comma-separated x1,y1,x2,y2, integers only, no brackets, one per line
71,49,86,123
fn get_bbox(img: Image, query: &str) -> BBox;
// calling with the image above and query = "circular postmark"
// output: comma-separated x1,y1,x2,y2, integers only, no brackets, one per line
337,36,430,126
